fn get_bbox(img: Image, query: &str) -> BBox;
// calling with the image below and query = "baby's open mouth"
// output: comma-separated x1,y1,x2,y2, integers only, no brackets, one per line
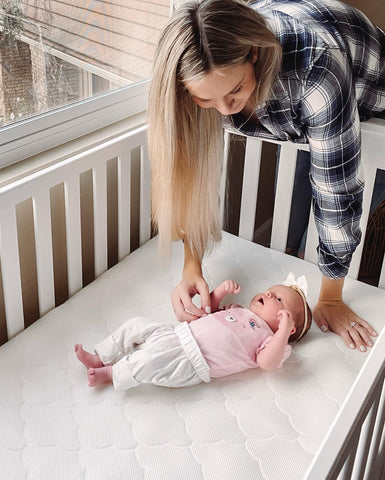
258,297,264,305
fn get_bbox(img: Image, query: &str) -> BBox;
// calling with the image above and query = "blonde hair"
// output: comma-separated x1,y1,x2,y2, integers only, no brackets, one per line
148,0,282,258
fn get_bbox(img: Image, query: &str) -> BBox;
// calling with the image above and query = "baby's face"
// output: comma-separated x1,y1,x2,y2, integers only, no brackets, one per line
249,285,302,331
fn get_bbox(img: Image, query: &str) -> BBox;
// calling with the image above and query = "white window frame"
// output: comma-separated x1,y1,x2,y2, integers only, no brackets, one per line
0,0,177,170
0,77,150,169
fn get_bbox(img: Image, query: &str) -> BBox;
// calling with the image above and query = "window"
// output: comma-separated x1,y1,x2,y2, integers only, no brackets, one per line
0,0,171,167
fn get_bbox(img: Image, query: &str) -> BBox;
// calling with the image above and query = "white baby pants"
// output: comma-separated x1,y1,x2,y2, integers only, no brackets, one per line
94,317,210,391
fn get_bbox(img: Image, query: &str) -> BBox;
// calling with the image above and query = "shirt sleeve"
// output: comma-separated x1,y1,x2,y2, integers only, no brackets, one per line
301,48,364,278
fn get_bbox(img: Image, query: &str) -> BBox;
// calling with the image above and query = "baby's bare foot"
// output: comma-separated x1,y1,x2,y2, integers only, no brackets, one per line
74,344,103,369
87,366,113,387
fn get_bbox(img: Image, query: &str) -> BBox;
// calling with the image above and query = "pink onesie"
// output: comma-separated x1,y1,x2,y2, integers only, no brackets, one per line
189,307,291,378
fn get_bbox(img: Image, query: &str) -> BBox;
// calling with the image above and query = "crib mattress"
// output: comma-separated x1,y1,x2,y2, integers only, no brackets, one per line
1,232,384,480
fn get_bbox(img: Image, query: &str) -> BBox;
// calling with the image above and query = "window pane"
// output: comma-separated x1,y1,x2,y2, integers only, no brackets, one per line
0,0,170,127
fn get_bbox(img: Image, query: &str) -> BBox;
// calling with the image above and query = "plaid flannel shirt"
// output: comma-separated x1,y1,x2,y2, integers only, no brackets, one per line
231,0,385,278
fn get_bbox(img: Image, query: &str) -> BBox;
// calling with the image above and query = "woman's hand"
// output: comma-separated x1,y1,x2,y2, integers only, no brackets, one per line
315,276,377,352
171,273,210,322
313,299,376,351
171,241,210,322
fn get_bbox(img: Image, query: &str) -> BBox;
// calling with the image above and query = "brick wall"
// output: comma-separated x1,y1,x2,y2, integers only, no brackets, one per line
45,54,84,110
0,37,34,125
0,37,86,125
30,43,48,113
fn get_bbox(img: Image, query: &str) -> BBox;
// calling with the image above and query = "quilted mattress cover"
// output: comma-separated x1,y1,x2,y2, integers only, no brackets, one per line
1,232,384,480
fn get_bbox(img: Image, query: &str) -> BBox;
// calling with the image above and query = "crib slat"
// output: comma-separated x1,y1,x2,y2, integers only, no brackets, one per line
270,145,297,252
377,425,385,480
220,130,231,225
378,254,385,289
365,382,385,480
356,122,385,284
348,165,376,280
351,393,379,479
304,207,319,265
139,143,151,246
118,152,132,261
93,162,108,277
64,175,83,296
239,137,262,241
0,209,24,338
340,441,358,480
33,190,55,316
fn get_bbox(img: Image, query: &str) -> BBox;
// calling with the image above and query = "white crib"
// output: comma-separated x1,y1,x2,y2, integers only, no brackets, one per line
0,120,384,480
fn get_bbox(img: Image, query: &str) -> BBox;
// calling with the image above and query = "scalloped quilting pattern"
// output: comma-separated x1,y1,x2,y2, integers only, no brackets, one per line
0,232,384,480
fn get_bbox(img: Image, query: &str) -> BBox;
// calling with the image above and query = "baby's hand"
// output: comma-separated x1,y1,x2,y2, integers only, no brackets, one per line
210,280,241,313
277,309,295,335
221,280,241,295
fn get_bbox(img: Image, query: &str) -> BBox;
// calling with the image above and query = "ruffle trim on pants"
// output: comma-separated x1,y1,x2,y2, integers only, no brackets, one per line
175,322,211,383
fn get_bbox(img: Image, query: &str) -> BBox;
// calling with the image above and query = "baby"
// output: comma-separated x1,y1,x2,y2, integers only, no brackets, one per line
75,274,312,391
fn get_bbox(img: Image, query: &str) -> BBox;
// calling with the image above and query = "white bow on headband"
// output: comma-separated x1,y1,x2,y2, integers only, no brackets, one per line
283,272,308,297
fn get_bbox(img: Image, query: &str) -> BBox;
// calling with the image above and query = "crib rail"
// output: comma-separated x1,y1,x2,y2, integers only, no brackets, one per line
0,125,151,341
304,326,385,480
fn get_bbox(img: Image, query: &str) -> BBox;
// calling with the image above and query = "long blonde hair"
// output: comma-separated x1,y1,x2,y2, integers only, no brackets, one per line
148,0,282,259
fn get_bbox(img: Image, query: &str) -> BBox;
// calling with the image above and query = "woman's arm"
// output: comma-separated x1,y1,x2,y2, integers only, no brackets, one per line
170,241,211,322
301,49,377,351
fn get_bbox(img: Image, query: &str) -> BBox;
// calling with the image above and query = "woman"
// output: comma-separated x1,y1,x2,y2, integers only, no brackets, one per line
148,0,384,352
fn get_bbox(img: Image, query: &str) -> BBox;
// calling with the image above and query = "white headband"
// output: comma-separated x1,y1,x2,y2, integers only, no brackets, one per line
283,272,310,341
283,272,308,296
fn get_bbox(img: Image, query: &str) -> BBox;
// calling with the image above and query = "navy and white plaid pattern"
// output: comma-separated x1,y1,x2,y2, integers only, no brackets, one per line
231,0,385,278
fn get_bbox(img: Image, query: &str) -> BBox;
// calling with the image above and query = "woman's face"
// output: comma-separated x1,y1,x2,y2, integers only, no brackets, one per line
184,57,257,116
